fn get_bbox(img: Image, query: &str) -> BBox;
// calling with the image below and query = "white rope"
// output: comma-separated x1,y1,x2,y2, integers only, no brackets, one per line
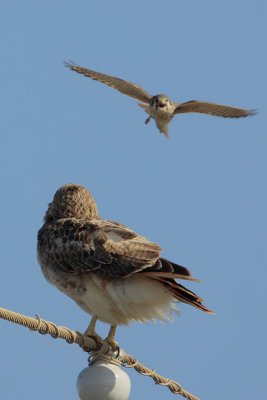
0,306,200,400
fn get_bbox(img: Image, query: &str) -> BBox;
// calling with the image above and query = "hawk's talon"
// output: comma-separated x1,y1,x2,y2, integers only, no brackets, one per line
83,316,103,349
104,324,118,350
84,332,103,350
104,337,119,351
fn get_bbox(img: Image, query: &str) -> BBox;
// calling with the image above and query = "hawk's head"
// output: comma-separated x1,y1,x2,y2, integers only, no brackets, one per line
44,184,99,222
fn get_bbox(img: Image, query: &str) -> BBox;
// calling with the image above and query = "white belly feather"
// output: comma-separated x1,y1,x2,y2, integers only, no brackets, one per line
46,267,178,326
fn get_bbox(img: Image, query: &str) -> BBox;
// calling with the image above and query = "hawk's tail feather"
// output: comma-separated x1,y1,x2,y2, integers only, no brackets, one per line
144,257,200,282
155,276,214,314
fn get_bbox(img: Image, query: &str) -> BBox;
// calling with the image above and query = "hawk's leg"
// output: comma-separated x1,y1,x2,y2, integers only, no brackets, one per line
105,325,118,350
84,315,103,347
145,116,151,124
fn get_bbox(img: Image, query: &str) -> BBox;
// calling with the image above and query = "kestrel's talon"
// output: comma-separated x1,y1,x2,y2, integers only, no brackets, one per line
145,116,151,124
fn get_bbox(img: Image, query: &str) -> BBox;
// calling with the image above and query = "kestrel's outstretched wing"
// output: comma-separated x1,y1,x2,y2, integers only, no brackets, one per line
64,61,152,104
174,100,256,118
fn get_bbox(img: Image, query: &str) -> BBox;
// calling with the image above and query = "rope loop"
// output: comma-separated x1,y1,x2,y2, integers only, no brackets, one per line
33,314,49,335
122,359,139,368
89,343,122,367
0,306,200,400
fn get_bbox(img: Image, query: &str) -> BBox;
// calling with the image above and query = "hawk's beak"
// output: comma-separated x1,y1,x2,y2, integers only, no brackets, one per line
158,102,166,108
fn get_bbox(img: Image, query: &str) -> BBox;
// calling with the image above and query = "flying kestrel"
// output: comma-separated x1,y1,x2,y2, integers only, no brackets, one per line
64,61,255,138
37,183,213,348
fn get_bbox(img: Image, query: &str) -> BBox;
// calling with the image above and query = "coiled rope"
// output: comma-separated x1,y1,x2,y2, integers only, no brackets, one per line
0,306,200,400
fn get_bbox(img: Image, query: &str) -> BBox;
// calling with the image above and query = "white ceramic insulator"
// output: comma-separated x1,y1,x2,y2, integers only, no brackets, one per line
77,359,131,400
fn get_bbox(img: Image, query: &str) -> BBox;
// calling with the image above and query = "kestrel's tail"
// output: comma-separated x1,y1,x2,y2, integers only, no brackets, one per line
155,120,170,138
137,102,170,138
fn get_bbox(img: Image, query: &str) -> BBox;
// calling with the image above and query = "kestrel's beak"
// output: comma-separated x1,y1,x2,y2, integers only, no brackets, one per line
158,102,166,108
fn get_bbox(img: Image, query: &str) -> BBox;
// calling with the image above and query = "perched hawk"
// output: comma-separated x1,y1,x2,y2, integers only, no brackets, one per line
65,61,255,138
37,183,213,348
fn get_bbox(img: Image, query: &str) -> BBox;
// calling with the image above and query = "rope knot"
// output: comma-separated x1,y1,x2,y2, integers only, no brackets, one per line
89,342,122,367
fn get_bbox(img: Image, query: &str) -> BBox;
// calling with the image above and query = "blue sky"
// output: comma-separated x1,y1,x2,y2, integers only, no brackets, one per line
0,1,266,399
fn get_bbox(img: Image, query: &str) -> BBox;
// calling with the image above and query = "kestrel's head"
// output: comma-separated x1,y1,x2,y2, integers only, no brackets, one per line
44,183,99,223
151,94,173,110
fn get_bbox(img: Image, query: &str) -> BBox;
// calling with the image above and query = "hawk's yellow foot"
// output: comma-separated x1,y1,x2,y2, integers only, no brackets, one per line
84,315,103,348
104,325,119,350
